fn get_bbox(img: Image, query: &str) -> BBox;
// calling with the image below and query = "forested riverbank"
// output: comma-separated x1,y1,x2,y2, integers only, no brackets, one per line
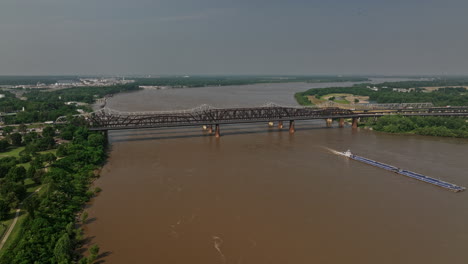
0,122,107,263
295,79,468,106
1,84,140,124
363,116,468,138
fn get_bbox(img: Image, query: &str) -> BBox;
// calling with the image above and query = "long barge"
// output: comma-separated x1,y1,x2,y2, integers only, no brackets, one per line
338,150,465,192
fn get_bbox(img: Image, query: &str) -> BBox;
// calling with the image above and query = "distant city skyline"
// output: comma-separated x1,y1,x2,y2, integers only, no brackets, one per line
1,0,467,75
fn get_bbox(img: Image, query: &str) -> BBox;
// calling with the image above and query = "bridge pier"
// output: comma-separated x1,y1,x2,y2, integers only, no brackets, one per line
278,121,283,129
102,130,108,146
289,120,295,134
352,117,359,129
339,118,345,128
215,124,221,138
326,118,333,128
208,125,213,134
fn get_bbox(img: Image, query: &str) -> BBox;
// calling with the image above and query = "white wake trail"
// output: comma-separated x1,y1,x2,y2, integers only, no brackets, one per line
212,236,226,264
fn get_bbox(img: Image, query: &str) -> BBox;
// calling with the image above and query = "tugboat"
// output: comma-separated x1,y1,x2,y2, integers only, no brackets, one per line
343,149,354,158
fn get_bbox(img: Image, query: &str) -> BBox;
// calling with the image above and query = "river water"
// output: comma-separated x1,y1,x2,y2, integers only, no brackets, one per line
86,80,468,264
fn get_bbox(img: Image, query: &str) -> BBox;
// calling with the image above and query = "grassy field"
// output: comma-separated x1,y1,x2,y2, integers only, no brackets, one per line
0,211,27,257
0,182,43,256
0,146,54,254
0,147,56,159
39,149,57,156
304,93,372,106
0,147,25,158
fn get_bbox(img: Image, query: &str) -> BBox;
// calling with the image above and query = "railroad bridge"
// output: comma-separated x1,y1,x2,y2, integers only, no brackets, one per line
57,104,468,137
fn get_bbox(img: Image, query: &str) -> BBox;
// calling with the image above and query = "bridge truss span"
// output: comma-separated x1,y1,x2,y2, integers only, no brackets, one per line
87,105,354,131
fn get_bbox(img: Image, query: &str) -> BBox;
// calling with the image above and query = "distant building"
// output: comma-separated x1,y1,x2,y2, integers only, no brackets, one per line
392,88,416,93
55,80,81,86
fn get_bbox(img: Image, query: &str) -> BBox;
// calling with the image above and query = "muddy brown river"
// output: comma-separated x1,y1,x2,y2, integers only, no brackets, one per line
86,80,468,264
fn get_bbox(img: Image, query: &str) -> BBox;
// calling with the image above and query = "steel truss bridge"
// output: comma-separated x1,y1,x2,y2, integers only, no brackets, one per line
56,104,468,135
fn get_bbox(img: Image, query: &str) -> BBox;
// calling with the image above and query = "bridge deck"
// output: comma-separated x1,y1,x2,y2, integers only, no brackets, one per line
54,105,468,131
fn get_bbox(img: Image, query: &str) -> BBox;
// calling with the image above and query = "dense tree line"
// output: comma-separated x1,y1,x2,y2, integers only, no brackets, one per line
295,80,468,106
0,76,80,86
0,124,106,263
365,116,468,138
0,127,58,221
135,76,369,88
0,84,139,124
25,84,140,104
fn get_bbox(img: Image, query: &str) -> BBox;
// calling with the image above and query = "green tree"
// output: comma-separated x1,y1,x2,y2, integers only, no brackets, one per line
23,131,39,144
54,233,72,263
57,144,68,157
3,126,14,135
23,195,39,218
42,126,56,138
6,166,27,183
10,132,23,146
82,211,88,223
0,199,10,220
42,152,57,165
88,244,100,263
18,124,28,133
87,134,105,147
0,140,9,152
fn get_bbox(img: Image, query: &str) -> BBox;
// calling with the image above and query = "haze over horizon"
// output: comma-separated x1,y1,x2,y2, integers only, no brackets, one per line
1,0,467,76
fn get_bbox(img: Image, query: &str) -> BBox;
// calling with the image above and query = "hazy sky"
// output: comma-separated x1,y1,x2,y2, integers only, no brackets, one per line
1,0,467,75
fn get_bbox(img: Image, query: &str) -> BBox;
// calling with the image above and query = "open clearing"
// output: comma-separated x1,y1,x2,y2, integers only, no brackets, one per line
306,93,370,106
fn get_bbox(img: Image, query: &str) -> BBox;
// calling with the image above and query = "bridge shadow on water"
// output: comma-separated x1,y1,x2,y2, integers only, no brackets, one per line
109,121,347,143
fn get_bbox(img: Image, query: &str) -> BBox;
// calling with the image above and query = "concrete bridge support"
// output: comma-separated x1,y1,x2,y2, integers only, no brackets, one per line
352,117,359,129
339,118,345,128
326,118,333,128
208,125,213,134
102,130,109,146
278,121,283,129
215,124,221,138
289,120,295,134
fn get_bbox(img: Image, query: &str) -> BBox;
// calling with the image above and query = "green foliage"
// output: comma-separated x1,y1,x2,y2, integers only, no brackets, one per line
23,195,39,219
22,130,56,154
135,76,369,88
10,133,23,146
370,116,468,138
0,140,9,152
18,154,32,164
54,233,71,263
0,84,139,124
6,166,27,183
88,244,100,263
0,199,10,220
328,96,335,101
0,128,108,263
296,79,468,106
294,92,313,106
81,211,88,223
18,124,28,133
42,126,56,138
2,126,14,135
